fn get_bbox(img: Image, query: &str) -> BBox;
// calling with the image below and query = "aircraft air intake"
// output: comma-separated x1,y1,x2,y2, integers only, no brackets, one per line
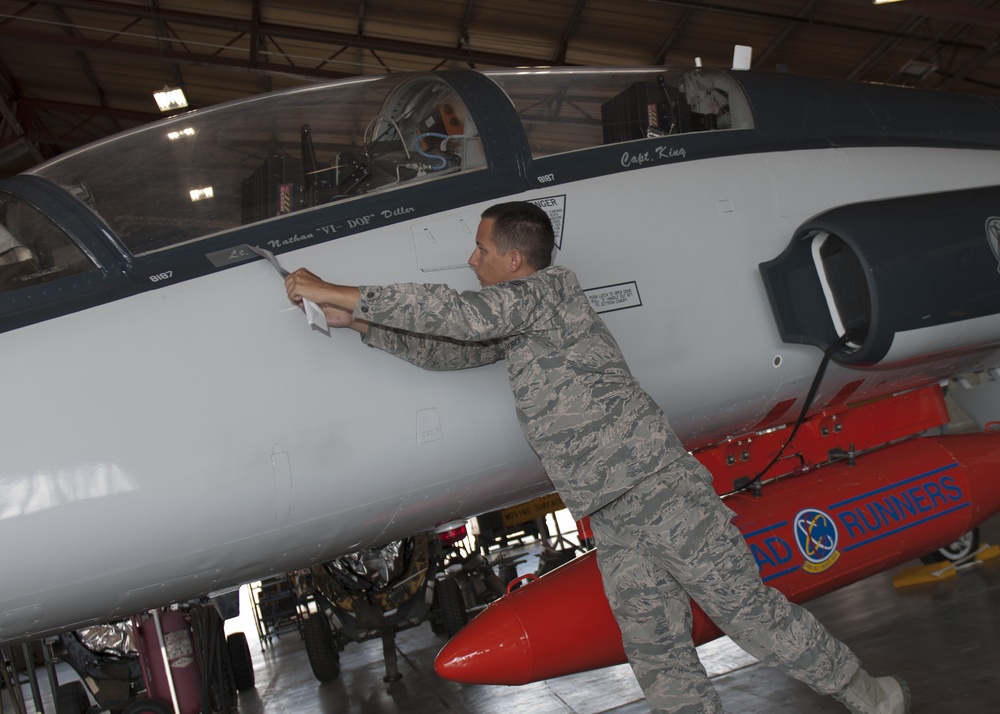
759,185,1000,367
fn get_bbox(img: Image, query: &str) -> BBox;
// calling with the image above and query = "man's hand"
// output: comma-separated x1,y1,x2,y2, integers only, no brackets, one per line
285,268,334,305
285,268,366,332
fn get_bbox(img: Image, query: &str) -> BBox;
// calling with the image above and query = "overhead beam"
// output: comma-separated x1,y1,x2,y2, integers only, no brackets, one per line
847,0,1000,30
24,0,1000,56
753,0,820,70
453,0,476,68
651,7,692,65
845,10,925,81
646,0,989,52
249,0,262,69
8,129,103,149
52,4,121,133
938,37,1000,91
18,0,548,69
0,58,52,162
0,27,352,81
0,138,40,173
553,0,589,65
458,0,475,47
18,98,160,123
0,96,44,163
148,0,186,90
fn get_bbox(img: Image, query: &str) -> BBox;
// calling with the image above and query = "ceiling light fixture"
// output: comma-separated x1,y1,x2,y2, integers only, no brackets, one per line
189,186,214,202
900,59,938,79
154,86,188,112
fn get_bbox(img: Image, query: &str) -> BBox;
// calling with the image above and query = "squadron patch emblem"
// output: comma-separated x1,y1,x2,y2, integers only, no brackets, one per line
794,508,841,574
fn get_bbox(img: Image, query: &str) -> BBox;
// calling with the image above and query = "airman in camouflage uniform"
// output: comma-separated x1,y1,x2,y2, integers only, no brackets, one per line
284,201,910,714
357,263,686,520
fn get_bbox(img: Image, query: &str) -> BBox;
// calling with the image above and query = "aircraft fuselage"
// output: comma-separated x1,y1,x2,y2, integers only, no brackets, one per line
3,66,1000,645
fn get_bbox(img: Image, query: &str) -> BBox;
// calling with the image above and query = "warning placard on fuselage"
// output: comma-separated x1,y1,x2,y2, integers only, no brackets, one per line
529,195,566,250
586,281,642,314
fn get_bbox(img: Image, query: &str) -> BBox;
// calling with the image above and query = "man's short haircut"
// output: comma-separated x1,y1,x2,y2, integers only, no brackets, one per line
481,201,555,270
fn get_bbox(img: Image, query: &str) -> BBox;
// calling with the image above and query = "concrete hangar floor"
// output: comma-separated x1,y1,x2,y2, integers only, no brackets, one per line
5,513,999,714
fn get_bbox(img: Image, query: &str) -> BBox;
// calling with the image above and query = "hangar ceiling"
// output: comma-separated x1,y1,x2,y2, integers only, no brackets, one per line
3,0,1000,178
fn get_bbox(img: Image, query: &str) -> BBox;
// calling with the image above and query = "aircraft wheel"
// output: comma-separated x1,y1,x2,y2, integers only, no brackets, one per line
920,528,980,564
436,577,468,638
121,697,173,714
55,681,90,714
226,631,256,691
302,616,341,683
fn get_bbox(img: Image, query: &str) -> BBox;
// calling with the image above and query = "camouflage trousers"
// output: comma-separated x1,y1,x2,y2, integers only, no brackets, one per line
589,454,860,714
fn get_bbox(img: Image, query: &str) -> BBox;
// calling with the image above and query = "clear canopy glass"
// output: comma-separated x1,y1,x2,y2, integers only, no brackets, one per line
25,68,752,259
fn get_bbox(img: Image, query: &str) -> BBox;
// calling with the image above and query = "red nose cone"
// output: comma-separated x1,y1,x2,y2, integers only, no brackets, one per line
435,552,627,684
434,599,532,684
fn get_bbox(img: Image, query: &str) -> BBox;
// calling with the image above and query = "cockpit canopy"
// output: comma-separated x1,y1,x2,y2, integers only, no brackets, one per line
2,67,753,295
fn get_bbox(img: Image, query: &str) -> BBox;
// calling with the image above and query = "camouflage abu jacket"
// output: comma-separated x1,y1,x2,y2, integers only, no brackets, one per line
354,265,685,517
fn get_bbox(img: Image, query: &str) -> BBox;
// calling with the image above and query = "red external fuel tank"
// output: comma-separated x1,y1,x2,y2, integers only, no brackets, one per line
435,433,1000,685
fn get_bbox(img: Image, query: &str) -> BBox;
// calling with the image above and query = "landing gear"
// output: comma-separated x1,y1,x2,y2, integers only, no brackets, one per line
921,528,980,564
298,528,512,684
433,577,468,639
301,533,435,684
302,615,341,683
379,627,402,684
55,626,142,713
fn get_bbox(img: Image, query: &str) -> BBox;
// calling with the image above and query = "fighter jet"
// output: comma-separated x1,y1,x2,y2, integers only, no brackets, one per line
3,65,1000,691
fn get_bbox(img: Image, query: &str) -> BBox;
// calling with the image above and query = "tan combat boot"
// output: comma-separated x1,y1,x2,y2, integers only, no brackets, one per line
834,668,911,714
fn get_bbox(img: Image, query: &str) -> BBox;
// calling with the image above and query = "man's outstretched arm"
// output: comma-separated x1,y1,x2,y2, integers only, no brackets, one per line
283,267,503,369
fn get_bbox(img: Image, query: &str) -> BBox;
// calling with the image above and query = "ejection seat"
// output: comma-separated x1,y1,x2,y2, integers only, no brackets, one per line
0,224,39,291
